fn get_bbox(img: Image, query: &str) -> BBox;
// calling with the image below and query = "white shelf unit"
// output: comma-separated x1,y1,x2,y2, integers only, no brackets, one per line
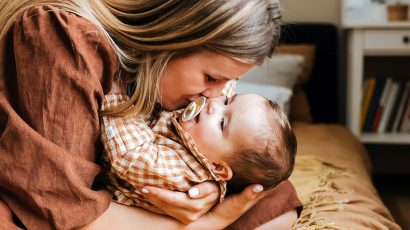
345,26,410,144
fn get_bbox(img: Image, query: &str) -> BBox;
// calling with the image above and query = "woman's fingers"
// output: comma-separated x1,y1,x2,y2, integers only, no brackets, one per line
141,185,219,223
187,184,267,229
188,181,219,199
139,183,264,226
212,184,266,219
142,186,189,208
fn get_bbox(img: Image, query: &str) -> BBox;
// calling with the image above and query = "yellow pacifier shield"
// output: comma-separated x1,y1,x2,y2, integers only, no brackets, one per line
182,96,207,122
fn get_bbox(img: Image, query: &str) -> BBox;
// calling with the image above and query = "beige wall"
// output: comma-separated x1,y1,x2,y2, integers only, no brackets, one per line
280,0,341,26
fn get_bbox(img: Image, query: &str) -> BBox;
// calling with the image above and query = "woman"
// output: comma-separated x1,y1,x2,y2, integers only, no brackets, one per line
0,0,301,229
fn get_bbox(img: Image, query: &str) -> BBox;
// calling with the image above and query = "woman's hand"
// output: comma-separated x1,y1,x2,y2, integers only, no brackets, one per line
189,184,267,229
80,184,267,230
141,181,220,223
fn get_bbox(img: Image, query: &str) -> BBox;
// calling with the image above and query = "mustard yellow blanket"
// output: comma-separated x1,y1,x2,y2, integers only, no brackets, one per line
291,123,400,230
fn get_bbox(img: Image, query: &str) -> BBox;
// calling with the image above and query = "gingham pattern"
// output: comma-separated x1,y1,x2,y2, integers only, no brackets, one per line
101,94,229,213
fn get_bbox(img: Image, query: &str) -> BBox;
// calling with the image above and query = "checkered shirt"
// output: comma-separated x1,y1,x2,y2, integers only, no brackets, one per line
100,91,235,213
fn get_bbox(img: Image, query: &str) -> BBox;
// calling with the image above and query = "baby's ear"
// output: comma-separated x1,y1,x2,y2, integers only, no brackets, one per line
211,162,233,181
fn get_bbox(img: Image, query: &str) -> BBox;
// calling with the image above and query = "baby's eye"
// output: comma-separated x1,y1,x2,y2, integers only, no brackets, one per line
206,75,217,83
220,118,225,130
224,96,231,105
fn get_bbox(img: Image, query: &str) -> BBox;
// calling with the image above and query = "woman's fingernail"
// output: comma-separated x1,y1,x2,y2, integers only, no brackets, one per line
188,188,199,197
141,188,150,194
252,185,263,193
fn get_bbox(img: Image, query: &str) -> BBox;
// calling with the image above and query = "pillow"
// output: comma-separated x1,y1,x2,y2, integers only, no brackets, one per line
237,54,304,113
235,81,292,113
241,54,304,89
274,44,316,85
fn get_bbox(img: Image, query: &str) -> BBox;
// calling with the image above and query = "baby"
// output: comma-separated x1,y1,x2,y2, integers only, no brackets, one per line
100,93,297,214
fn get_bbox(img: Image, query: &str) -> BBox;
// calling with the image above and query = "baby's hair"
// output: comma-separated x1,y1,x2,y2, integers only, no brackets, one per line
226,98,297,194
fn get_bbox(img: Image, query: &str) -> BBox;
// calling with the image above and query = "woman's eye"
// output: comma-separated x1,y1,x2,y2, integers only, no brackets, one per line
220,118,225,130
206,75,217,83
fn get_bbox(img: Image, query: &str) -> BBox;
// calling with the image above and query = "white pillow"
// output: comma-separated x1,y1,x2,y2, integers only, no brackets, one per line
236,81,292,113
241,54,304,89
236,54,304,113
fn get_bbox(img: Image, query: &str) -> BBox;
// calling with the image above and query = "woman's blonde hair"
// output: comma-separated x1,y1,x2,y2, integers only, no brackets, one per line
0,0,282,116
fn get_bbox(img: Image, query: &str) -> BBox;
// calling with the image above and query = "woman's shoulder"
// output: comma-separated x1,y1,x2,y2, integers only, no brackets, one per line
16,4,118,65
12,4,119,91
20,5,103,38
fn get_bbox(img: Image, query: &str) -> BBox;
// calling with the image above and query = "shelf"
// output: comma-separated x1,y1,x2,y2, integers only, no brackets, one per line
360,133,410,144
343,21,410,29
343,0,410,146
364,50,410,56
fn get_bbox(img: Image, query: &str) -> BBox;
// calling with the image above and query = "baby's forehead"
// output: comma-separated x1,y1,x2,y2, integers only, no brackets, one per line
233,93,267,107
230,102,269,139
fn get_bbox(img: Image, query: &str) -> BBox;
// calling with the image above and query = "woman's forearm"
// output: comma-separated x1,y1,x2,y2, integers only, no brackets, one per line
80,202,225,230
80,202,188,230
81,185,267,230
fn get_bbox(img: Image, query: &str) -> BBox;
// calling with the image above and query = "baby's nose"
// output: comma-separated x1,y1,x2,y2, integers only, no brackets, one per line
206,101,215,114
206,97,224,114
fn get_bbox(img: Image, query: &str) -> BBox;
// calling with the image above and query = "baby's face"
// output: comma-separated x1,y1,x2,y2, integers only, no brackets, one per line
179,93,268,163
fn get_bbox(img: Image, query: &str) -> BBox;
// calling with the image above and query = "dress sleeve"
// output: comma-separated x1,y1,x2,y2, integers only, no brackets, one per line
0,5,118,229
227,180,303,230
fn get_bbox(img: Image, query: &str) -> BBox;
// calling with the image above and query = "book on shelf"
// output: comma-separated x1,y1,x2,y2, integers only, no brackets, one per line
360,78,376,131
385,80,404,132
399,91,410,132
391,81,410,133
371,78,394,132
378,81,400,133
364,78,385,132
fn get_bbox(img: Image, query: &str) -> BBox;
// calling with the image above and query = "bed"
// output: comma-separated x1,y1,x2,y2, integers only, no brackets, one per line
238,23,401,229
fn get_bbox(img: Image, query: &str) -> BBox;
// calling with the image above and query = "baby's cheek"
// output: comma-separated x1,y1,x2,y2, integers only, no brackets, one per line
191,127,216,151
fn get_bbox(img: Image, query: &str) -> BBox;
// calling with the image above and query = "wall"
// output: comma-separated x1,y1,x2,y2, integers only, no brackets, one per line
280,0,341,26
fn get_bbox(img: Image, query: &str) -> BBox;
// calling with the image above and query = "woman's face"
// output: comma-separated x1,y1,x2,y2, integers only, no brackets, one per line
159,50,254,110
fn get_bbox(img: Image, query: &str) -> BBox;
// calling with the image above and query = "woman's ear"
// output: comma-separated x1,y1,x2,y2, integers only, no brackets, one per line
211,162,233,181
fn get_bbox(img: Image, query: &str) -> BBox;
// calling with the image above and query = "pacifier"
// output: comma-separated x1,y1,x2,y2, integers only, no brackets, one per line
182,96,207,122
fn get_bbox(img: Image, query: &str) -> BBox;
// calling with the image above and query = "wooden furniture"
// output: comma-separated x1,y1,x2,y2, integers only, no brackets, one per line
279,23,400,229
342,1,410,144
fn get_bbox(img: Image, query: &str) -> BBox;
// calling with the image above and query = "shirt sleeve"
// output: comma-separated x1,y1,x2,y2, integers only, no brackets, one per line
0,5,118,229
101,107,157,181
101,109,182,190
